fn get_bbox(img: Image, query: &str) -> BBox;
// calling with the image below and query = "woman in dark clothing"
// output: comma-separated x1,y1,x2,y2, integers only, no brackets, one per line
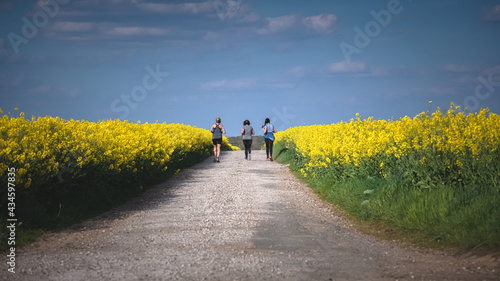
210,117,226,162
262,118,277,161
241,120,255,160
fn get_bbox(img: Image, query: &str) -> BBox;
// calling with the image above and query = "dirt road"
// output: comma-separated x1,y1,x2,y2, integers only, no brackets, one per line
4,151,499,280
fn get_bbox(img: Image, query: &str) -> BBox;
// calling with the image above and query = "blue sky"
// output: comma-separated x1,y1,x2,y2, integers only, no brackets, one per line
1,0,500,136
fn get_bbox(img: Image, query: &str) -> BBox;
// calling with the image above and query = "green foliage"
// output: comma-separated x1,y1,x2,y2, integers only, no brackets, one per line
0,115,218,251
274,140,500,249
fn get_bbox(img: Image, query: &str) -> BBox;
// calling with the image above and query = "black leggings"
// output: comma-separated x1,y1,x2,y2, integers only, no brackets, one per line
243,140,252,158
265,138,274,158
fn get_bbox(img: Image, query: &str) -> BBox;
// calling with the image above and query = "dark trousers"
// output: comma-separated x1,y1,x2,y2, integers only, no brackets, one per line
265,138,274,158
243,140,252,158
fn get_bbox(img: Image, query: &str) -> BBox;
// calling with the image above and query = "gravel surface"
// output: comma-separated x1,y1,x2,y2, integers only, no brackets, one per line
3,150,499,281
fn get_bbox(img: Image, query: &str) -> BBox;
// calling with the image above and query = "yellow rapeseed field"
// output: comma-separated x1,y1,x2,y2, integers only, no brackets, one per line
274,104,500,248
0,108,237,190
276,104,500,183
0,108,239,234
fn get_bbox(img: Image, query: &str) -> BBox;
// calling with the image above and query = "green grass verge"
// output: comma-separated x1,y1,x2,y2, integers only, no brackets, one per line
274,142,500,250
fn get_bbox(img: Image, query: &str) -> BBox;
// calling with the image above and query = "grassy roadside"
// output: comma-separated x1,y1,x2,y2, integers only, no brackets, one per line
0,150,219,253
1,113,242,253
274,142,500,251
1,141,237,253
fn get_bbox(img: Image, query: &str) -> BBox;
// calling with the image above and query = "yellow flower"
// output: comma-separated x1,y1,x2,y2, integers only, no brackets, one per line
274,102,499,184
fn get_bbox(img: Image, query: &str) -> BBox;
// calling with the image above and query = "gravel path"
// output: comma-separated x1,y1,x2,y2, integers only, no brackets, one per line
4,150,499,281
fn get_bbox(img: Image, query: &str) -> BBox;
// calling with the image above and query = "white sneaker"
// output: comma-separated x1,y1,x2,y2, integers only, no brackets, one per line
248,154,251,160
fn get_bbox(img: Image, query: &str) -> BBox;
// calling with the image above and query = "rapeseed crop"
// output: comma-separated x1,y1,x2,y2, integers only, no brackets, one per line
0,108,236,231
275,104,500,248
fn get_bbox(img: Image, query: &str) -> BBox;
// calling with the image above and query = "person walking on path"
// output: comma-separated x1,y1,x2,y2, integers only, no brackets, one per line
263,118,277,161
241,120,255,160
210,117,226,162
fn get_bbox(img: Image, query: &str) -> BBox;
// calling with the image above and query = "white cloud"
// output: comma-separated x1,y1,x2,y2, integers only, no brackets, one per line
303,14,337,34
203,78,295,91
138,2,213,14
56,87,80,98
483,65,500,76
26,84,51,95
453,76,476,84
265,82,295,89
203,31,220,41
238,12,261,23
442,64,477,73
10,75,23,87
202,78,256,90
103,0,130,4
329,61,366,73
289,66,307,77
257,15,297,35
485,5,500,21
256,14,338,36
75,0,132,5
428,86,457,95
369,67,391,77
106,27,168,36
481,65,500,83
52,22,94,32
